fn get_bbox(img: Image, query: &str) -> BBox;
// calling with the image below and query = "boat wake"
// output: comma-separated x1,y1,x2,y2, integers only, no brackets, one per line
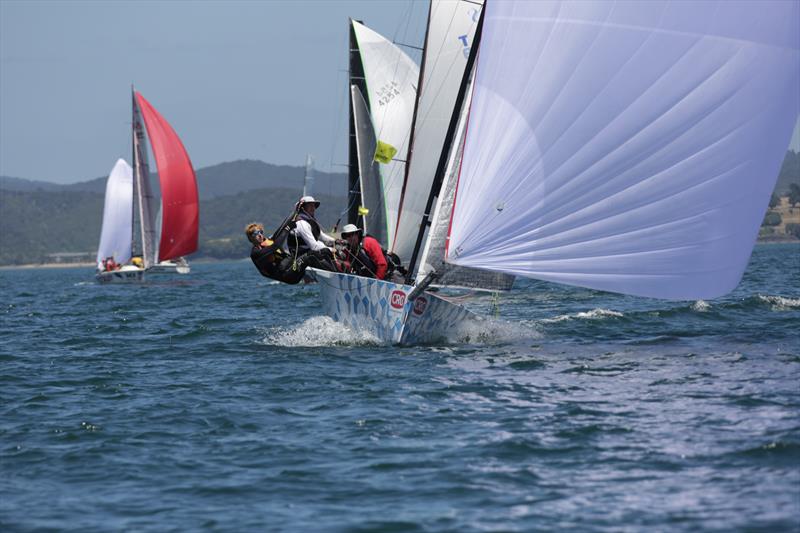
444,315,542,345
260,316,383,347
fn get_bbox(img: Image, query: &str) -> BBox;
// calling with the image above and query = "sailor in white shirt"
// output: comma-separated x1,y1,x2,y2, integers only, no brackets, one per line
290,196,336,254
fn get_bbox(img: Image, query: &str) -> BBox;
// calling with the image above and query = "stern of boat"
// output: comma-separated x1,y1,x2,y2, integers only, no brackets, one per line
95,265,145,283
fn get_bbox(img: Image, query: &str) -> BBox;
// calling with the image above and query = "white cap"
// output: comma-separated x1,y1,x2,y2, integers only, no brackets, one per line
340,224,362,235
296,195,320,208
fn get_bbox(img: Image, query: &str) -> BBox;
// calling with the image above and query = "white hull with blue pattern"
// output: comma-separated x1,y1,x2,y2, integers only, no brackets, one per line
309,269,479,345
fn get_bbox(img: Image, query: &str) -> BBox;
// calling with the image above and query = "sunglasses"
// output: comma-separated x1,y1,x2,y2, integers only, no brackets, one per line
252,229,264,237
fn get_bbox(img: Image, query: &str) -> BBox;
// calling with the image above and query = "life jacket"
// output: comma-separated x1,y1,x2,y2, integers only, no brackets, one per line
287,211,321,255
364,234,407,276
348,234,406,279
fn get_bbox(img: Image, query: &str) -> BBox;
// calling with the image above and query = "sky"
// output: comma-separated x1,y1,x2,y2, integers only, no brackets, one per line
1,0,799,184
0,0,428,183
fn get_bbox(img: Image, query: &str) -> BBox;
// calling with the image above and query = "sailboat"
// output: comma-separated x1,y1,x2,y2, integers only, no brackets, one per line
96,89,199,283
313,0,800,344
313,2,492,343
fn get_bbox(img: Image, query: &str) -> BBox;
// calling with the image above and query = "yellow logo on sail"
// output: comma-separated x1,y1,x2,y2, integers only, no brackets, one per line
374,140,397,164
358,206,370,216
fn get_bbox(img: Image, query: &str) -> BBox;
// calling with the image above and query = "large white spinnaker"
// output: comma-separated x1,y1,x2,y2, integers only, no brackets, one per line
393,0,483,263
447,0,800,300
96,159,134,269
351,20,418,249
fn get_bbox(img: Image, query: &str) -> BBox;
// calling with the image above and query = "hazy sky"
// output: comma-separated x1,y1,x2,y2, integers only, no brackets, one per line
1,0,798,184
0,0,428,183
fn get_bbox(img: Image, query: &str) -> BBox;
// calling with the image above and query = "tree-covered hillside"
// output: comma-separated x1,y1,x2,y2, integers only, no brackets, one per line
0,187,347,265
0,190,104,264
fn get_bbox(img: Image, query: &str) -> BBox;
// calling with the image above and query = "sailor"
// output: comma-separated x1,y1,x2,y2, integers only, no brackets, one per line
245,221,334,284
288,196,337,257
339,224,389,280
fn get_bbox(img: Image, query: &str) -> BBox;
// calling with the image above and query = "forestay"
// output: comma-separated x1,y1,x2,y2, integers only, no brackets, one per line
447,0,800,300
392,0,483,262
96,159,134,269
350,20,418,250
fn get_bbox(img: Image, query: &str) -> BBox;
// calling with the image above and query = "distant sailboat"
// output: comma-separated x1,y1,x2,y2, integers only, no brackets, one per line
96,89,198,283
312,0,800,344
302,154,315,197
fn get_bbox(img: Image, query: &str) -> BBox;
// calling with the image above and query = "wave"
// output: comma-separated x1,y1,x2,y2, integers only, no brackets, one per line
755,295,800,311
542,308,624,323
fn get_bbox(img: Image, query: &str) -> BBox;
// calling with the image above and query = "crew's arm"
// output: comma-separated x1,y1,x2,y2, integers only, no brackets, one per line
318,231,336,246
296,220,328,252
270,222,294,250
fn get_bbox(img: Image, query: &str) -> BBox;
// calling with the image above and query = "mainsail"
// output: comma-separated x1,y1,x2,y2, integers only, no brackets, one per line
447,0,800,300
350,20,418,249
132,91,158,268
135,91,199,263
96,159,134,269
393,0,483,263
351,85,388,244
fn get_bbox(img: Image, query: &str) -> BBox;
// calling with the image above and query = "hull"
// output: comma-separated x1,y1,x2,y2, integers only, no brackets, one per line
95,265,145,283
147,258,190,275
310,269,479,345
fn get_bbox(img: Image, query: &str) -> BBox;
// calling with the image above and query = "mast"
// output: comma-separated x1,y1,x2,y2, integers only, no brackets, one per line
130,86,137,261
405,6,485,284
348,19,368,228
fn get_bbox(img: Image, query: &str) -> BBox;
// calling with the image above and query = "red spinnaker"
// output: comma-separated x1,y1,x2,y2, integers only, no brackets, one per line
135,91,199,261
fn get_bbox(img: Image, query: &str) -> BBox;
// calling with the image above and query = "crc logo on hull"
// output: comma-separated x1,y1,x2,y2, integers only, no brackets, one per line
390,290,406,309
413,296,428,316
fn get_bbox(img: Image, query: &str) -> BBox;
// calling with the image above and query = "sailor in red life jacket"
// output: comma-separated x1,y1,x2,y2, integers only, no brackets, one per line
340,223,388,280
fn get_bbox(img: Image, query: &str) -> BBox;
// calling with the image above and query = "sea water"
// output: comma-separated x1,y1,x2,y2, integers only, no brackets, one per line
1,244,798,531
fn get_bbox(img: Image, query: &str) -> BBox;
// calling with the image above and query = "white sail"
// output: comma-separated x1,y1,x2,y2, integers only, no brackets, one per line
132,93,157,269
351,20,418,250
96,159,133,269
447,0,800,300
392,0,483,262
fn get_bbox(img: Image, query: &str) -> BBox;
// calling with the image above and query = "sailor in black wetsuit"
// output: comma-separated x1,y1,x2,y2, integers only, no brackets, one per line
245,221,334,284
